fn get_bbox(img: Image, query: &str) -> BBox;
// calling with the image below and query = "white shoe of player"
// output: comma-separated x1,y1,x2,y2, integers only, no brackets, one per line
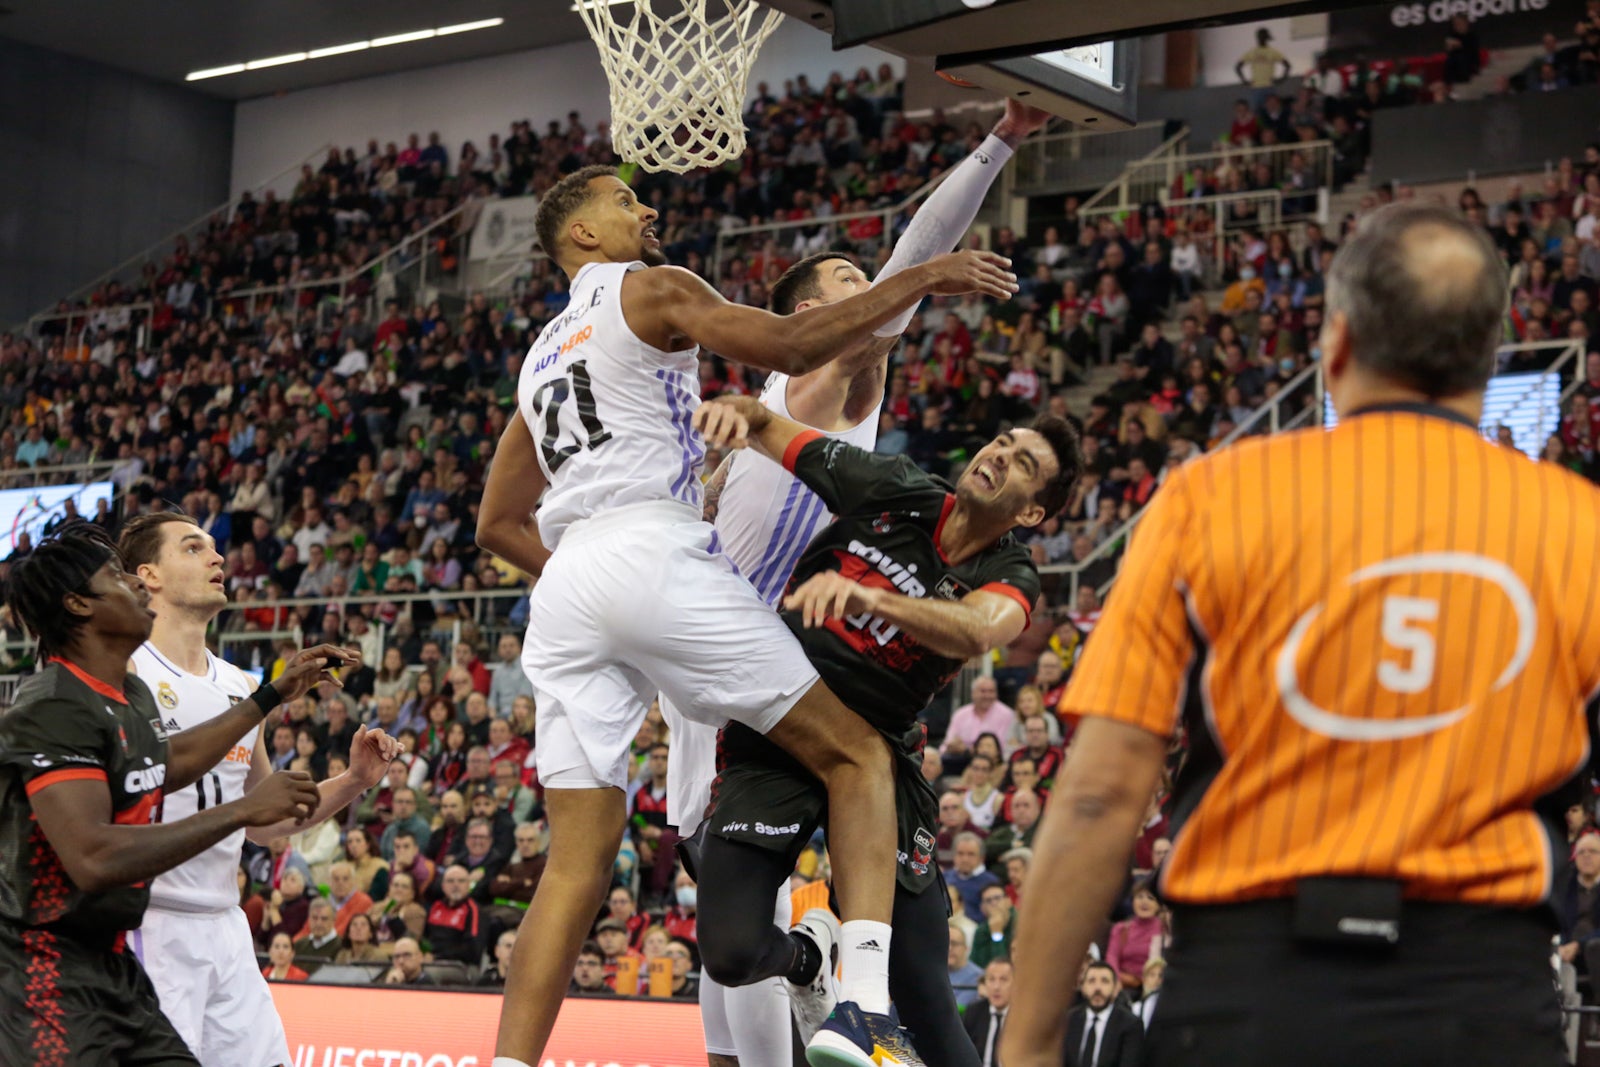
787,907,842,1042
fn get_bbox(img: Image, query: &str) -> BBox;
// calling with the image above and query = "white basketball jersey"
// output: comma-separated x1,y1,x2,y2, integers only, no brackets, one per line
519,260,705,550
713,372,880,604
132,643,259,914
667,372,879,836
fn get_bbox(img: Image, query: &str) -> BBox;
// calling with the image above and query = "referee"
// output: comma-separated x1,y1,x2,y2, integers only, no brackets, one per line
1002,202,1600,1067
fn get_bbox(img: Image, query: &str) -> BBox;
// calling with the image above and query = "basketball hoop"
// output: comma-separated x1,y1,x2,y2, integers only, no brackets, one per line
575,0,783,174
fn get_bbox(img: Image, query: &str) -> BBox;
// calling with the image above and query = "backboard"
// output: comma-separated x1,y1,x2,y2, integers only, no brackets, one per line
760,0,1367,127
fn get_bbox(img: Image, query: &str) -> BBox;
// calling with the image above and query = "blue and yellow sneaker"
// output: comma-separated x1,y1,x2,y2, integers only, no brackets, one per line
805,1000,927,1067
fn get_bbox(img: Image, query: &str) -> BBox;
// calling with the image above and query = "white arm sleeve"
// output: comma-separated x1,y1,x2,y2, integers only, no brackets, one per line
873,133,1016,338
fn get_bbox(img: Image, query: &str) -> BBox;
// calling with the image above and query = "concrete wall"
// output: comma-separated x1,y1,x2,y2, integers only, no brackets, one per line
232,17,901,198
0,38,232,324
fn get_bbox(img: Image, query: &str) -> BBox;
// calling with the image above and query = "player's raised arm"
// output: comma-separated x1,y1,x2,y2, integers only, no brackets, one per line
630,250,1017,377
477,409,553,577
244,724,401,843
164,644,356,790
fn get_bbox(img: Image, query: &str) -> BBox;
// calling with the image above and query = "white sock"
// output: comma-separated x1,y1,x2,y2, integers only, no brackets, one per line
493,1059,535,1067
837,919,892,1015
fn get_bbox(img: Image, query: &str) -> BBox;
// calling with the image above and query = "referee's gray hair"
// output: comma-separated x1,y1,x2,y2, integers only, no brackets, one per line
1326,202,1507,398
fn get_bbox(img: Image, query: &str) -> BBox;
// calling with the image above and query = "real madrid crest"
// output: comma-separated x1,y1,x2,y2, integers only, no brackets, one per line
157,681,179,711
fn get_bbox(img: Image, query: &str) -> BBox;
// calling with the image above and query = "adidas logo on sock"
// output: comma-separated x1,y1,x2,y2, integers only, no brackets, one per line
858,939,884,951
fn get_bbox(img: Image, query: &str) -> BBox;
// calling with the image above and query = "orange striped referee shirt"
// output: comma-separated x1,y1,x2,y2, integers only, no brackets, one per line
1062,403,1600,907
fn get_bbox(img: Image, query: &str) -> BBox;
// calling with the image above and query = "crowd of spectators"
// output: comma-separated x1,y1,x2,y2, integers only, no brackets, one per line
0,32,1598,1057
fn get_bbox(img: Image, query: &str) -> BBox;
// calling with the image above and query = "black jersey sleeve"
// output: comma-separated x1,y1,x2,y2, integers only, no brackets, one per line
0,697,114,796
782,432,937,517
972,538,1044,618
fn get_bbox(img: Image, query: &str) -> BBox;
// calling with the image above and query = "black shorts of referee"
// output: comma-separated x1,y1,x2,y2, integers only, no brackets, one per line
1143,898,1565,1067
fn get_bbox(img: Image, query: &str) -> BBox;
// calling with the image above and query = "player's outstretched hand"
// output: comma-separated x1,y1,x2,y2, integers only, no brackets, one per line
693,395,762,449
349,725,401,787
274,644,360,703
922,250,1019,300
995,99,1054,144
241,770,321,828
783,571,879,629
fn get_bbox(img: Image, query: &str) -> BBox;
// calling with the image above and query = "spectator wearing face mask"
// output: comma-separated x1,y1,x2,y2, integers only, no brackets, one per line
663,870,699,943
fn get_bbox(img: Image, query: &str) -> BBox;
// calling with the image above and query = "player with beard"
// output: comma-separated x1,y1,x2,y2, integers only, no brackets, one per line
687,395,1079,1067
118,511,401,1067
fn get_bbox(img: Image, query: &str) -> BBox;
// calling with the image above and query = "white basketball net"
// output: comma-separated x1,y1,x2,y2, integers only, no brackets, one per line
575,0,783,174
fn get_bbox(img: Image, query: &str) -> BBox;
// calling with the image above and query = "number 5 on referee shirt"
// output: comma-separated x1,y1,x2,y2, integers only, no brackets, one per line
1377,595,1438,694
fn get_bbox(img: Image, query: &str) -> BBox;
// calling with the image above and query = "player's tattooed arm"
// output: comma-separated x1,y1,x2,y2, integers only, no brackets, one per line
701,452,734,524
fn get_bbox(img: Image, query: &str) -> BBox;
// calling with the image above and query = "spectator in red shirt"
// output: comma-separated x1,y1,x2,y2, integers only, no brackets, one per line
1228,99,1261,145
663,869,700,943
606,885,650,950
375,299,410,352
1035,650,1067,710
261,932,309,982
1008,715,1064,786
452,641,491,695
485,716,530,773
424,864,485,964
935,311,974,363
937,789,988,870
1132,796,1171,871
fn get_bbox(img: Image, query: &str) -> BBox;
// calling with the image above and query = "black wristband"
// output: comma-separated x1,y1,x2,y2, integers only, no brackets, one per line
251,681,282,716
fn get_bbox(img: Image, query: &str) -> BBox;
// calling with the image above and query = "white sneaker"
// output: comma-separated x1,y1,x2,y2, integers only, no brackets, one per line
786,907,841,1042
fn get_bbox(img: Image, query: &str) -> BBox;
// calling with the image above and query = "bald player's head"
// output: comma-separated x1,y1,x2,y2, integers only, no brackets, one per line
1323,202,1507,404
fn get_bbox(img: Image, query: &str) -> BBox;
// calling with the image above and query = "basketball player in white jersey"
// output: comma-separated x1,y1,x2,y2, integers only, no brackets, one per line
477,166,1016,1067
669,100,1052,1067
118,512,401,1067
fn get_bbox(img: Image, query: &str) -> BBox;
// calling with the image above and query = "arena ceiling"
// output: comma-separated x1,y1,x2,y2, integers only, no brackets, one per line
0,0,595,99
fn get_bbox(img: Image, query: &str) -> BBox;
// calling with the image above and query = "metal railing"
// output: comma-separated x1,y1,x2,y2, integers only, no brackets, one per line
711,171,949,282
27,302,158,355
210,587,530,665
1038,336,1585,607
1077,127,1193,218
219,199,476,332
1038,358,1326,606
1009,122,1177,198
1083,140,1334,225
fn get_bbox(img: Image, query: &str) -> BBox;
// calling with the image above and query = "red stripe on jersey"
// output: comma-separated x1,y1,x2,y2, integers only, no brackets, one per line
979,581,1035,618
113,790,160,827
24,767,107,797
781,430,824,473
48,657,127,704
932,495,957,563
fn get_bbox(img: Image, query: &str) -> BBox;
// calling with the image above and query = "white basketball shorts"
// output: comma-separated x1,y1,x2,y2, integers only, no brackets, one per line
132,906,291,1067
523,501,820,791
661,697,718,836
